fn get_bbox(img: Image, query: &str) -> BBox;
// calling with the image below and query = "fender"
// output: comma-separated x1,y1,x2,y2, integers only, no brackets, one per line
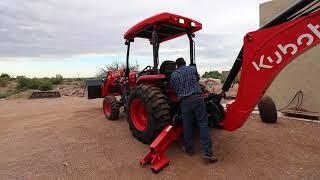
136,74,166,86
222,10,320,131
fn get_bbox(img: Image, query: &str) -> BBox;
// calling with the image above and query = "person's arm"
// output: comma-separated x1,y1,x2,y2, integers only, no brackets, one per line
192,66,200,82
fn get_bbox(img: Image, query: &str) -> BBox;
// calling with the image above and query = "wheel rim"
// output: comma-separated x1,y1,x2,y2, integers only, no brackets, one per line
130,98,148,131
104,100,111,116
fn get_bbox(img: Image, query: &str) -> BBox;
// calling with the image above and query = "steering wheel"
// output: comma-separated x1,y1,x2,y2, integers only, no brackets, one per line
139,65,152,75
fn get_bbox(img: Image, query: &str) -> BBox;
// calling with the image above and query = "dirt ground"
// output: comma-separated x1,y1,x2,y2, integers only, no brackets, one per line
0,97,319,179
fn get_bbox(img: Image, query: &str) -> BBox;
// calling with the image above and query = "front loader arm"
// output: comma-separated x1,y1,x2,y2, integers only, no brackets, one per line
101,69,124,97
222,10,320,131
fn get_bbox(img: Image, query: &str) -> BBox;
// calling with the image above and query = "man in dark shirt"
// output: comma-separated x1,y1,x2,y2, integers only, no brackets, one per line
171,57,217,162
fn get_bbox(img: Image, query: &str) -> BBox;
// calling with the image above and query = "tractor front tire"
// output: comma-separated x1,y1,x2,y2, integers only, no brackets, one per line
103,96,120,120
127,84,171,144
258,96,277,123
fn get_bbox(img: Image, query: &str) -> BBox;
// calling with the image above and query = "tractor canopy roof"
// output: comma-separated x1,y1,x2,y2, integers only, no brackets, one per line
124,12,202,43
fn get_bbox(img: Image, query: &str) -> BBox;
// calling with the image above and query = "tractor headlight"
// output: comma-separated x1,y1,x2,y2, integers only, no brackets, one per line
178,18,185,24
190,21,196,27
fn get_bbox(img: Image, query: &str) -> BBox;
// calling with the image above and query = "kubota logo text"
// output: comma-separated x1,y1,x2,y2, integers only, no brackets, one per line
252,23,320,71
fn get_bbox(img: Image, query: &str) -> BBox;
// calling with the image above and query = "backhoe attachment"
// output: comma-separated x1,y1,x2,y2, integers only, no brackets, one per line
222,10,320,131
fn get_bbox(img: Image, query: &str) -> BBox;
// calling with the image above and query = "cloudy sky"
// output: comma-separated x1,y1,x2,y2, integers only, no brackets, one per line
0,0,268,77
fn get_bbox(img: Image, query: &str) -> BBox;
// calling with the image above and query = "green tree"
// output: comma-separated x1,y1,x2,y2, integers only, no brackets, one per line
202,71,222,79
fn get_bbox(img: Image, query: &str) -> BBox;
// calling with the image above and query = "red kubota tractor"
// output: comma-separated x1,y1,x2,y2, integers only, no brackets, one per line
100,12,226,144
87,0,320,173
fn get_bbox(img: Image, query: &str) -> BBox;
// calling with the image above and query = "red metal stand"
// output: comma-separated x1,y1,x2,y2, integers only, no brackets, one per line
139,125,183,173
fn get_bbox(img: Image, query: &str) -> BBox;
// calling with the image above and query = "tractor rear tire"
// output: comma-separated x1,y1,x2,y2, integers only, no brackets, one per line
103,96,120,120
258,96,277,123
127,84,171,144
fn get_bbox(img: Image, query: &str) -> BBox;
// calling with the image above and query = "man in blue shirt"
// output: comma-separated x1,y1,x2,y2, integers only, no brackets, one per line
171,57,217,162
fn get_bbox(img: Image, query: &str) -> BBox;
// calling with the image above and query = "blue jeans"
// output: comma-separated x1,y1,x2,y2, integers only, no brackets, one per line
180,96,213,155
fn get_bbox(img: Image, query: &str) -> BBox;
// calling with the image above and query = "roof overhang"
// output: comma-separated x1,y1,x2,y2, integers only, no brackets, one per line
124,12,202,43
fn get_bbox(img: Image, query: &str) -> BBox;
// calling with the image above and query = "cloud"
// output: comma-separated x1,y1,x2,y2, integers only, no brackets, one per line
0,0,267,75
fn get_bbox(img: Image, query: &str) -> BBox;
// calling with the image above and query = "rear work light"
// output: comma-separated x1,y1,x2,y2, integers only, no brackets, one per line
178,18,185,24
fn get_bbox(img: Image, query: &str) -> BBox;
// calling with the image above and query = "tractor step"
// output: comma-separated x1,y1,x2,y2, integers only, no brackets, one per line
30,91,61,99
139,125,183,173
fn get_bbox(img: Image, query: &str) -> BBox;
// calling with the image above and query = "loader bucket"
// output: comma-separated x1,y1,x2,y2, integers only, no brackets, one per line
29,91,61,99
84,79,103,99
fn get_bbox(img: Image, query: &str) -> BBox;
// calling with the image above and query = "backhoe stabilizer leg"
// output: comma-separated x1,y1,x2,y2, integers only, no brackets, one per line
139,125,183,173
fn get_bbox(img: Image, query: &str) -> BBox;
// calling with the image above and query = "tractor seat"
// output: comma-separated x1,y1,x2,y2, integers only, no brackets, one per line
159,60,176,79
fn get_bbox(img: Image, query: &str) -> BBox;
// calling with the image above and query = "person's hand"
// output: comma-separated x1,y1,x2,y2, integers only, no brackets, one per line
220,91,226,98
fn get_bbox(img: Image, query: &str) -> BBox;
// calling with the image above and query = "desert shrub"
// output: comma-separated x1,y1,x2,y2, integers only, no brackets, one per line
28,78,42,89
16,76,30,90
16,76,55,91
16,76,44,90
50,74,64,85
0,73,10,79
42,77,50,81
0,78,8,87
0,73,11,87
39,81,53,91
0,90,19,99
66,78,73,82
202,71,222,79
97,61,139,78
0,93,8,99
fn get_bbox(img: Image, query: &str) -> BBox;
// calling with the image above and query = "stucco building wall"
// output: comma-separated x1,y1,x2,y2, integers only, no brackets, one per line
260,0,320,112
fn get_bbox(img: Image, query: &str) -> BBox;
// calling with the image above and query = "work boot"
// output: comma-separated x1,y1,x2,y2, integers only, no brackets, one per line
201,154,218,163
